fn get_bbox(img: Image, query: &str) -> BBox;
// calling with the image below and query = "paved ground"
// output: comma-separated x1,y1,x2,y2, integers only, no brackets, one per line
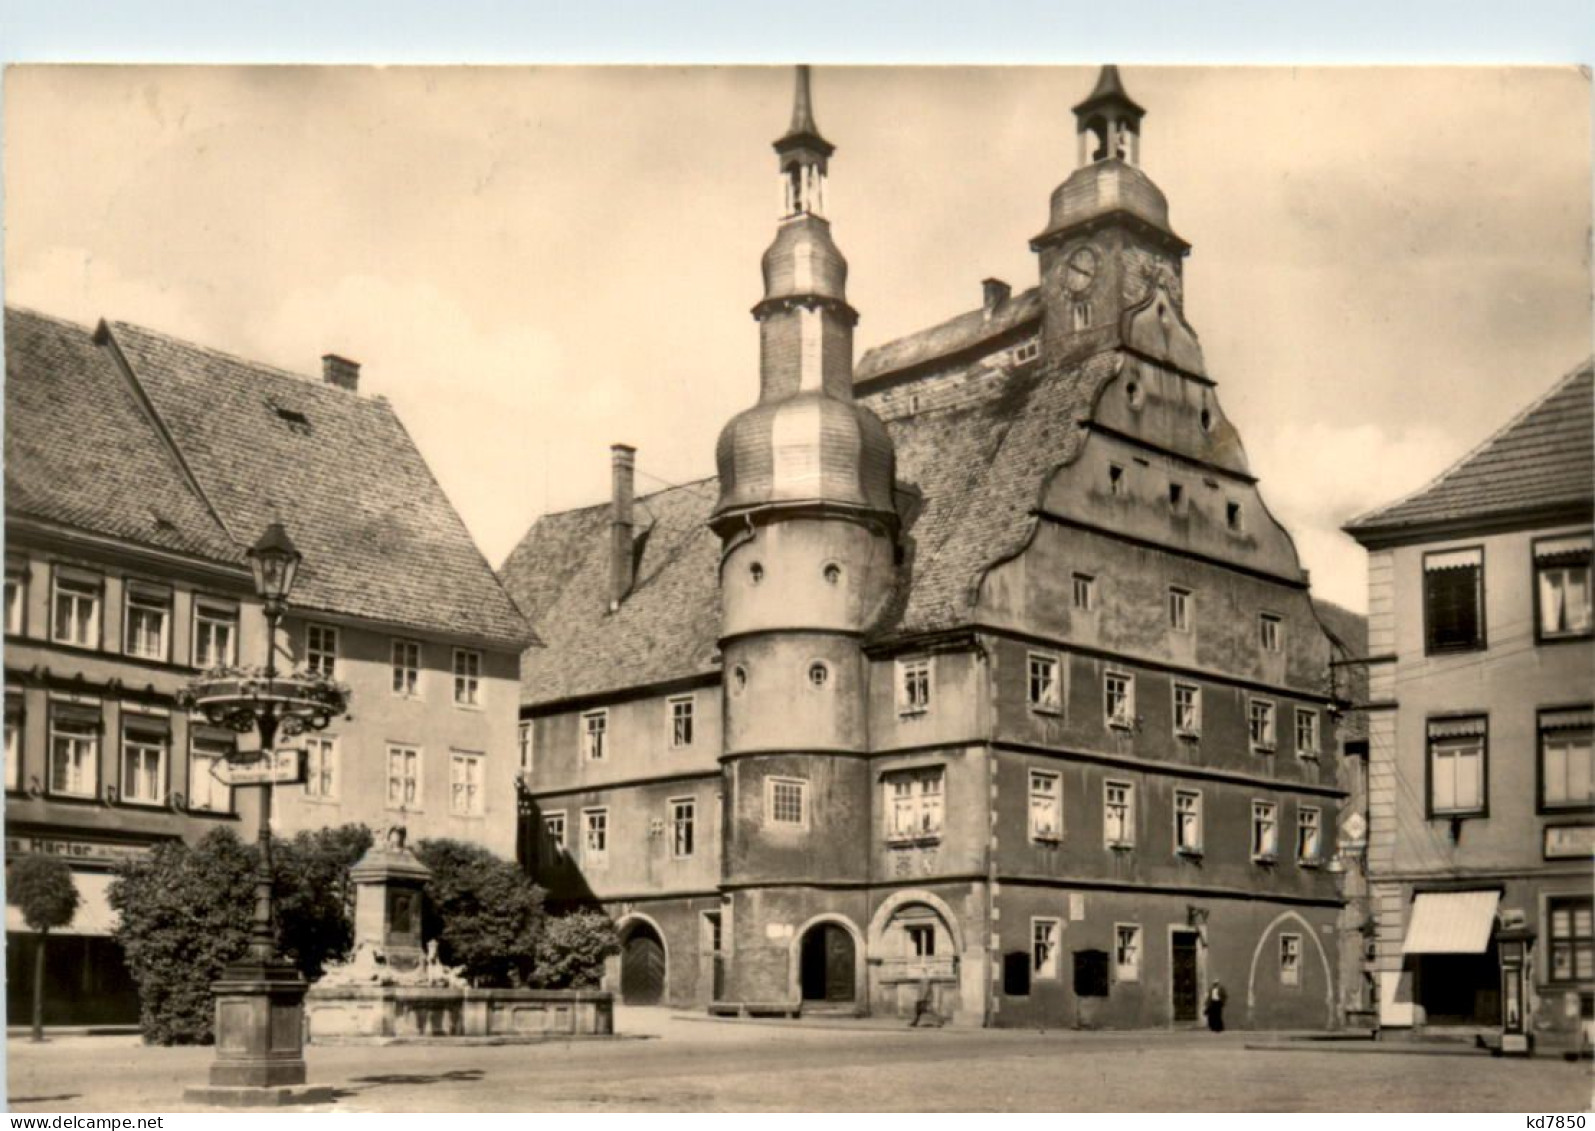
6,1009,1590,1113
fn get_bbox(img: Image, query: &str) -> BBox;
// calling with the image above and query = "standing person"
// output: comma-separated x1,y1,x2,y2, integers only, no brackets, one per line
1203,981,1227,1032
909,971,937,1027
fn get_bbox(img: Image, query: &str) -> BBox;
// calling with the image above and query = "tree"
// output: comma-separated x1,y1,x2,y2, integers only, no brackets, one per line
273,823,372,980
6,855,81,1041
413,838,544,988
533,909,619,990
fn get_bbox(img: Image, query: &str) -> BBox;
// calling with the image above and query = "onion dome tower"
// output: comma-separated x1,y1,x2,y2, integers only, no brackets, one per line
1031,66,1192,361
710,67,899,1006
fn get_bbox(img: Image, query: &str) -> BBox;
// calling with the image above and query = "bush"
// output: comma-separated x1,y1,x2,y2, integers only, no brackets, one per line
413,838,544,988
109,824,372,1044
533,909,619,989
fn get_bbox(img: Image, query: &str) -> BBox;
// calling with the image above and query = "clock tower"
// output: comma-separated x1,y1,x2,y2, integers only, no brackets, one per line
1032,66,1191,361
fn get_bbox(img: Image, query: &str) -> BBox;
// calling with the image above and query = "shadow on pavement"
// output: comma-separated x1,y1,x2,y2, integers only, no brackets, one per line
346,1069,485,1089
9,1095,82,1105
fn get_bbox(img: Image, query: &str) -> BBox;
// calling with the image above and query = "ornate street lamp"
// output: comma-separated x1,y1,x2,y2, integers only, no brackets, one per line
180,523,348,1107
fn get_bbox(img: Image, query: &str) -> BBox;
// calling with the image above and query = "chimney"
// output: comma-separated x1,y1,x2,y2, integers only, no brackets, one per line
609,444,637,611
982,278,1011,320
321,354,360,392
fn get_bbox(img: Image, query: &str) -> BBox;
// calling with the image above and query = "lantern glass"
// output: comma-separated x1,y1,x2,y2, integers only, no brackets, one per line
248,522,302,605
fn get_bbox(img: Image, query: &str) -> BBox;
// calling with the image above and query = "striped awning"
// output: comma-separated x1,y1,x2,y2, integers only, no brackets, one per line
4,870,119,937
1543,708,1594,731
1428,716,1487,739
1403,890,1499,955
1426,548,1482,572
1535,534,1592,564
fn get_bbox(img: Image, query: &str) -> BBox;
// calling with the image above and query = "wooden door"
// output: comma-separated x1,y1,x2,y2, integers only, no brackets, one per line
801,924,855,1002
621,926,666,1005
1171,930,1200,1022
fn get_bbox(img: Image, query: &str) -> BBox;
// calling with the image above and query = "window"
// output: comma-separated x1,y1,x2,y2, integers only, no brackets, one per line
1114,924,1142,982
885,768,944,841
544,811,567,853
1251,800,1279,861
518,721,533,775
1072,573,1096,611
386,744,421,809
1226,500,1243,532
1249,698,1277,752
1168,482,1185,511
120,716,167,805
1173,683,1201,737
1174,789,1203,855
823,562,843,585
304,735,337,800
5,563,25,635
1539,709,1592,810
1108,465,1125,496
1428,716,1486,816
188,732,234,813
1295,708,1321,758
448,752,484,816
669,696,695,748
1258,613,1283,654
767,777,807,827
1014,339,1040,365
51,572,101,648
1104,780,1135,847
670,797,695,858
906,923,936,958
1548,896,1593,983
192,598,238,669
1423,547,1484,653
305,624,338,678
453,649,482,707
808,662,830,689
391,639,421,696
1030,770,1062,842
1168,587,1191,632
1032,918,1060,979
123,583,171,662
5,695,22,791
1105,672,1134,730
1535,535,1592,641
1028,653,1061,712
897,658,931,716
582,808,609,865
49,702,99,797
1072,301,1092,331
1297,807,1322,865
1280,934,1302,986
702,911,725,954
582,710,608,761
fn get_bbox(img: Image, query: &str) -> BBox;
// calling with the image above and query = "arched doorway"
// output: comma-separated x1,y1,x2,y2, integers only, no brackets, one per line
800,922,856,1003
620,921,667,1005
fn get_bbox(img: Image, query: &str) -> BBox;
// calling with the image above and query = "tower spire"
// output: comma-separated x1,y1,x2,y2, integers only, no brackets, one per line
775,64,834,217
1073,64,1145,166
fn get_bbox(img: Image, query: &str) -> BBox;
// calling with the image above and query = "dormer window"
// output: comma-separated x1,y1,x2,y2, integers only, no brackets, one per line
1168,482,1185,511
1108,464,1125,496
1226,500,1244,531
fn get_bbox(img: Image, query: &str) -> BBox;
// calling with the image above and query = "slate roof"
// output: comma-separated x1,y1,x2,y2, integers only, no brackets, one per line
1345,360,1594,540
855,287,1041,385
4,307,531,649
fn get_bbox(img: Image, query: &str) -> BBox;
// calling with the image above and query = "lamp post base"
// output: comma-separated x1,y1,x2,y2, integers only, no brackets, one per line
188,959,322,1104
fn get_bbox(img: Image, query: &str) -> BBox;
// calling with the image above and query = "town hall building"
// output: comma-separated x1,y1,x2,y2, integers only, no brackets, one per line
500,67,1349,1028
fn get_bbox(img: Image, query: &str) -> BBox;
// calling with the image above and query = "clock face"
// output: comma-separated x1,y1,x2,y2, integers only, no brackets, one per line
1063,246,1100,296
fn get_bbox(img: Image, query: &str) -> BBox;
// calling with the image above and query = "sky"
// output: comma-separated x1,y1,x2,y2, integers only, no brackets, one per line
2,63,1590,613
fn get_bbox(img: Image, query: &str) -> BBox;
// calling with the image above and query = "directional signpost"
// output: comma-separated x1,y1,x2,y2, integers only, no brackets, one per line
210,748,307,789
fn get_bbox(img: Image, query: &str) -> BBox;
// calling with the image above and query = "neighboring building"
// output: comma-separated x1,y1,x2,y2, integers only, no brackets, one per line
1344,361,1593,1042
502,67,1348,1028
4,307,531,1024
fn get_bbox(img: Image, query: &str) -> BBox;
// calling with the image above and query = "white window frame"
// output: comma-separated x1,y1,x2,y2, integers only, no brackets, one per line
1072,573,1096,611
582,807,609,867
120,716,167,806
452,648,482,708
386,744,421,811
187,731,234,813
670,796,696,858
1114,923,1142,982
1251,799,1279,862
51,572,102,649
669,695,695,749
305,623,339,679
1173,682,1202,737
1027,652,1062,714
1541,719,1593,810
1249,697,1277,753
1295,707,1320,759
450,751,485,816
123,582,172,662
1105,671,1135,730
884,767,944,842
1104,779,1135,848
1029,769,1063,842
1032,917,1061,979
1280,933,1302,987
48,703,99,798
897,657,932,717
1174,788,1203,856
544,810,567,853
518,720,534,775
303,734,338,801
5,565,26,636
391,639,422,697
1168,586,1191,633
582,709,608,761
1297,806,1322,866
766,776,808,828
1429,719,1487,817
191,597,238,670
1259,613,1283,653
